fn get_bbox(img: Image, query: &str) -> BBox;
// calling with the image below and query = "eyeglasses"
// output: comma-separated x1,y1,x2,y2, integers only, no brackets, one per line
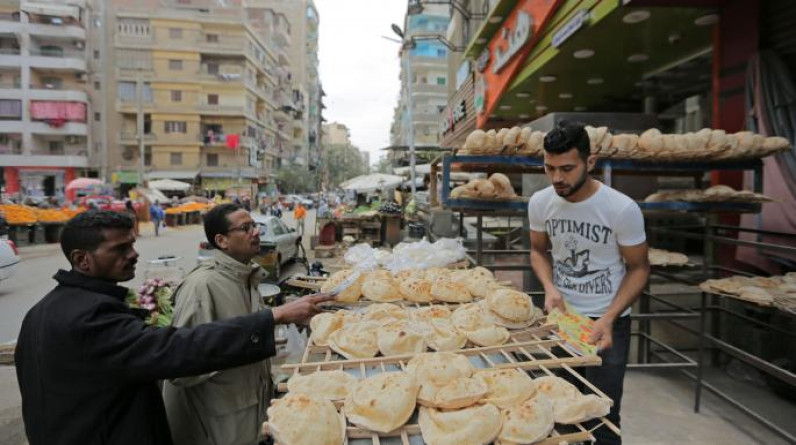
227,222,259,234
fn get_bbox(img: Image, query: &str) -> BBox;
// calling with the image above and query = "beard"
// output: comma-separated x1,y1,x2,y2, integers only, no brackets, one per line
554,169,589,198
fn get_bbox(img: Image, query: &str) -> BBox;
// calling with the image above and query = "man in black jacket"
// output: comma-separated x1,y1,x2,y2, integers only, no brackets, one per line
15,210,330,445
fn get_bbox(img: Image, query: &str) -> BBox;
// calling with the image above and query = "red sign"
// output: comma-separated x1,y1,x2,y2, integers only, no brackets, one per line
477,0,562,128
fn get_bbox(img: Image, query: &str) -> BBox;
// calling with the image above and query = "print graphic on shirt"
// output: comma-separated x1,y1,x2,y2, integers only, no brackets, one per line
552,235,613,296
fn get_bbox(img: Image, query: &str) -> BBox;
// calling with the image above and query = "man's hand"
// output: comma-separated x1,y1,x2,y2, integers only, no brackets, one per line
544,288,567,314
272,293,334,325
589,316,614,351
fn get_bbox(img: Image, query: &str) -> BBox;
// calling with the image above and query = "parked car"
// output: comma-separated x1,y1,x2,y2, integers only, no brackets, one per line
76,195,143,213
197,215,301,281
0,216,20,282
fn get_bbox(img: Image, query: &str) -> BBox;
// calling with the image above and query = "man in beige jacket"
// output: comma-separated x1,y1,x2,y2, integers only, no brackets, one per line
163,203,278,445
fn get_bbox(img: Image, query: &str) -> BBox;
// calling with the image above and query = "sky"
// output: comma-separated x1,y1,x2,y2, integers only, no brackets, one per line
315,0,408,166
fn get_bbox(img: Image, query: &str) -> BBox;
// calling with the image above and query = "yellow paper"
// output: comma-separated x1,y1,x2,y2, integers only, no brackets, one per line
548,303,597,356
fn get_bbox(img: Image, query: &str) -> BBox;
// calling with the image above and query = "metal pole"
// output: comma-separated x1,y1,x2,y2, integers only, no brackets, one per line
403,51,417,201
136,73,144,187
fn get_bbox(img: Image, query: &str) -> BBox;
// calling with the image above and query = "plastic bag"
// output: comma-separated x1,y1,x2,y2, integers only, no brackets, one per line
271,323,307,384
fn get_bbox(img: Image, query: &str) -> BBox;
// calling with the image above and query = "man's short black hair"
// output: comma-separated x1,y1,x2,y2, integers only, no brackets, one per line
60,210,134,264
543,120,591,161
203,203,243,249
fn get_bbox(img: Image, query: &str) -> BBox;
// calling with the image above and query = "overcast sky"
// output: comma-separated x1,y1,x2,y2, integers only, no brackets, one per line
316,0,407,166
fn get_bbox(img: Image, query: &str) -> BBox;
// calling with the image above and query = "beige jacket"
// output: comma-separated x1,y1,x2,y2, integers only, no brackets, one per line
163,251,271,445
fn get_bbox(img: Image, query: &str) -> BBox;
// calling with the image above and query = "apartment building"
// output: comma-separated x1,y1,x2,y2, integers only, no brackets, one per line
389,5,450,166
0,0,96,199
102,0,294,196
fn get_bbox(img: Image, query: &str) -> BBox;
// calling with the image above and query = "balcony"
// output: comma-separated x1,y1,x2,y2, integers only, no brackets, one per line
29,121,88,135
0,20,86,40
408,55,447,66
119,131,156,144
0,153,89,167
197,103,247,116
26,49,87,71
116,98,154,113
198,36,246,55
411,83,447,95
28,86,87,102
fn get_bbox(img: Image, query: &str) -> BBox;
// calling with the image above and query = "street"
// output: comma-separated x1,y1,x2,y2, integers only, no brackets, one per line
0,208,316,344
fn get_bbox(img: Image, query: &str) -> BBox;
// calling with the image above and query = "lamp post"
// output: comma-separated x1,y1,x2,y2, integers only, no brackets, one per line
391,24,417,203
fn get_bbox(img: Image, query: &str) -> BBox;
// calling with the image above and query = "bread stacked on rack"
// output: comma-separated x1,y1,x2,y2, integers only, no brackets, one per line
450,173,518,200
648,248,689,267
699,272,796,311
644,185,774,204
457,126,791,161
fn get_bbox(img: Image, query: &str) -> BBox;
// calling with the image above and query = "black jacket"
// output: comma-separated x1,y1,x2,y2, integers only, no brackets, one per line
15,269,276,445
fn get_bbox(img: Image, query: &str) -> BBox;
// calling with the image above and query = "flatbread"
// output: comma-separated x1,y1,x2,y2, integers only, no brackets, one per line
432,376,488,409
423,317,467,351
265,393,345,445
418,404,502,445
486,288,535,322
343,372,419,433
399,277,434,303
286,370,357,401
480,300,541,329
450,304,510,347
309,312,345,346
406,352,474,406
327,322,379,359
431,279,473,303
465,325,510,347
321,269,362,302
534,375,609,424
474,368,536,408
411,306,452,323
361,270,402,302
362,303,407,325
498,393,555,444
377,320,426,356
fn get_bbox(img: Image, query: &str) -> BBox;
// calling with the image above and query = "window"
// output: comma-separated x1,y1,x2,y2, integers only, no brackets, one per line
170,152,182,165
171,90,182,102
207,63,219,75
93,50,99,59
144,147,151,166
117,81,152,101
94,112,101,122
207,94,219,105
206,34,218,43
39,45,63,57
94,81,101,90
436,48,446,57
41,77,62,89
164,121,187,133
49,141,64,155
169,28,182,39
206,153,218,166
436,77,446,86
0,99,22,119
168,59,182,70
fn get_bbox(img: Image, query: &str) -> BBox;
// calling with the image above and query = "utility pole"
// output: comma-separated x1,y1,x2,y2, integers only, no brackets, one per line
136,72,144,187
403,51,417,201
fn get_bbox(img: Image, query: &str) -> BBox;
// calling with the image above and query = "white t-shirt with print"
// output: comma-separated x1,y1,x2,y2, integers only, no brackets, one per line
528,183,646,317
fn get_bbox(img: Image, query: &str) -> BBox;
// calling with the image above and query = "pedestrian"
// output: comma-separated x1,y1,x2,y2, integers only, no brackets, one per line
15,210,333,445
293,203,306,236
149,200,164,237
162,204,269,445
528,121,649,445
275,200,283,218
125,199,139,237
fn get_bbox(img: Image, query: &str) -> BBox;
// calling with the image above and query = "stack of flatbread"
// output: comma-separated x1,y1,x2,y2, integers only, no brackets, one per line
314,290,543,357
344,371,419,433
644,185,774,204
264,393,346,445
699,273,796,311
533,376,612,424
648,248,690,267
457,126,791,161
450,173,518,200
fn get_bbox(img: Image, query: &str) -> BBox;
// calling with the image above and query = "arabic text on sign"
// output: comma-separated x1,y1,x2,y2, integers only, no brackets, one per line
492,11,533,74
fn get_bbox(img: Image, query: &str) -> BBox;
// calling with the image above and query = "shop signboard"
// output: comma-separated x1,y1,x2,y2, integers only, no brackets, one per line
474,74,486,114
456,60,470,90
476,0,562,128
440,74,476,149
440,100,467,136
552,9,589,48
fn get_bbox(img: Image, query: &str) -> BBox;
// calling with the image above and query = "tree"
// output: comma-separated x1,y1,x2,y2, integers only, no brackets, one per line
373,156,392,174
324,143,368,188
277,164,315,194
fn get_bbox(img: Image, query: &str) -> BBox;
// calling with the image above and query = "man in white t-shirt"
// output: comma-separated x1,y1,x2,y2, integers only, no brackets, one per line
528,121,649,445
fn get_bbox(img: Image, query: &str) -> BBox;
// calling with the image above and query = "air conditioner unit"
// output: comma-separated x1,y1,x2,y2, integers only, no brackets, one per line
76,73,87,82
66,136,80,144
74,41,85,49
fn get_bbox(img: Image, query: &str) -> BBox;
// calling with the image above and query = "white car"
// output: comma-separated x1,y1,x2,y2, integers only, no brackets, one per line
0,237,20,282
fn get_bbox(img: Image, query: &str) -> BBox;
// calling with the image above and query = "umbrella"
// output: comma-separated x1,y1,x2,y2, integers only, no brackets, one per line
66,177,104,191
149,179,191,191
340,173,404,192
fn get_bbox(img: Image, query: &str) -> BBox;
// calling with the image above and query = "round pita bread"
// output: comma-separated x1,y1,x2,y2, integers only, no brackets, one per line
431,279,473,303
423,318,467,351
361,270,402,302
463,129,486,151
479,300,540,329
399,277,434,303
287,370,357,401
309,312,345,346
498,393,555,444
465,325,510,347
406,352,474,405
362,303,407,325
344,372,419,433
554,393,611,424
377,320,426,356
266,393,345,445
486,288,534,322
432,376,488,409
474,368,536,408
327,322,379,359
451,303,491,332
321,270,362,303
425,267,452,282
411,305,452,323
418,404,502,445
